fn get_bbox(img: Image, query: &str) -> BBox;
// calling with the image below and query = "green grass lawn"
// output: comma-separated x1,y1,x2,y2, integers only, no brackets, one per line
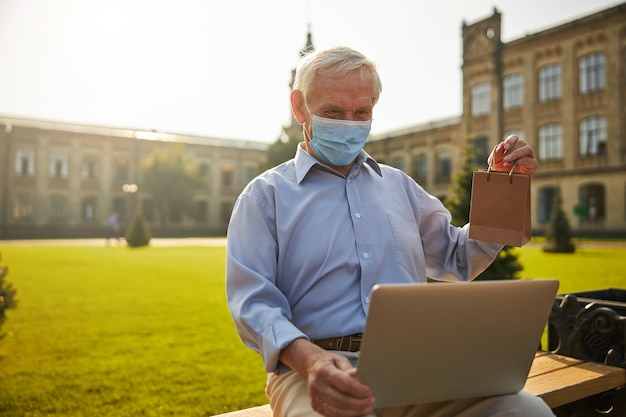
0,240,624,416
0,245,266,417
516,242,626,292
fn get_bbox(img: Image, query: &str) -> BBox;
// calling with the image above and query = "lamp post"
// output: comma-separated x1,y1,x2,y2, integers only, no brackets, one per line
122,183,138,223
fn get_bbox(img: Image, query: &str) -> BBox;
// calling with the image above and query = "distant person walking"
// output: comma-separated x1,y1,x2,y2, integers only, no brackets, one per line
106,213,121,245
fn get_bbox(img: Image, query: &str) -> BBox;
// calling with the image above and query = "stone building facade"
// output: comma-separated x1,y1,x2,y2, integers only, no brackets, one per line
0,117,267,238
366,3,626,236
1,3,625,239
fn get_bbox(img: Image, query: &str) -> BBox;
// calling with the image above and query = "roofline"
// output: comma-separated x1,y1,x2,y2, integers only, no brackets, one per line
505,2,626,48
370,115,462,141
0,114,269,150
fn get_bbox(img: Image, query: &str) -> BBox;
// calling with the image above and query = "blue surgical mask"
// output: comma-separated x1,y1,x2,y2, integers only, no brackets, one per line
308,114,372,166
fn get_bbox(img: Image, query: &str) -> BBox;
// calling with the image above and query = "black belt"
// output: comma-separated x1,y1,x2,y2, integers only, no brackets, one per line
313,333,363,352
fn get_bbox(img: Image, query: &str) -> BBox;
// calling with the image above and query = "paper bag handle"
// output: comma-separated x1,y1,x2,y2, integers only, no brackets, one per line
486,160,518,184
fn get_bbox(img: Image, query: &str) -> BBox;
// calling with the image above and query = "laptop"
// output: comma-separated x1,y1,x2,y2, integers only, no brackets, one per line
355,279,559,408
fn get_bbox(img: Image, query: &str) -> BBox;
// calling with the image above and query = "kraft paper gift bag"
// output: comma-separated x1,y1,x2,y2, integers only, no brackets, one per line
468,168,531,247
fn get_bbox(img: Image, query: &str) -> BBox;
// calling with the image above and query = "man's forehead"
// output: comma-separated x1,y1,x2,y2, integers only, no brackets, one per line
313,68,374,88
308,69,376,103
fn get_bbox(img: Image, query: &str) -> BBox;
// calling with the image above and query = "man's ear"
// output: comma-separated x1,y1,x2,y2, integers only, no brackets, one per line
291,90,307,125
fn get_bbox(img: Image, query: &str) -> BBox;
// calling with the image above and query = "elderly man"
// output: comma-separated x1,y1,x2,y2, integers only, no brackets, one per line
226,46,550,417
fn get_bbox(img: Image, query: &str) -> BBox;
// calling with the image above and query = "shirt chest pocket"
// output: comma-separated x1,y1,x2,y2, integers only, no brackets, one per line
386,213,423,276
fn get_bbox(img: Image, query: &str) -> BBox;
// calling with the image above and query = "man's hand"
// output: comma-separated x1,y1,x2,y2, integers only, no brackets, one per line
280,339,375,417
488,134,538,176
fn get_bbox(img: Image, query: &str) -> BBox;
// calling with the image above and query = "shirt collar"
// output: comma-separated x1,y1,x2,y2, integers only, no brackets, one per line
294,143,382,184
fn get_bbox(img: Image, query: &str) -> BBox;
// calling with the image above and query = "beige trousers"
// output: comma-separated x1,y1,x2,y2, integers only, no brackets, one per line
266,361,555,417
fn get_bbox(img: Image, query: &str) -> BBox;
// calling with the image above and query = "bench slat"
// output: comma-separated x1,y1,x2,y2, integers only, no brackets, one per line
216,353,626,416
524,357,625,408
216,404,271,417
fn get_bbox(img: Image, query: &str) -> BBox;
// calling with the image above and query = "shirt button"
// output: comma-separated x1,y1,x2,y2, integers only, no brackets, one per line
363,253,370,259
365,296,370,304
355,213,361,219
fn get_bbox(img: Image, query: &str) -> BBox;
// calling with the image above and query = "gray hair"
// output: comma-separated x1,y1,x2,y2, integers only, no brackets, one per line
293,46,382,104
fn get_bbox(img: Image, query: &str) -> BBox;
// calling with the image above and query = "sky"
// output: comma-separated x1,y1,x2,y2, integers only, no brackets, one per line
0,0,621,143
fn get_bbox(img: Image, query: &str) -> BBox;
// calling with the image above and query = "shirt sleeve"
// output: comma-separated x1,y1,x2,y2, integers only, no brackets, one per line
415,184,503,281
226,186,307,374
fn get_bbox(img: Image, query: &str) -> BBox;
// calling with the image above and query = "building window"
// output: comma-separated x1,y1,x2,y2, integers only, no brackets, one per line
579,52,605,94
539,64,561,102
412,153,427,183
112,197,126,222
49,151,69,178
170,205,183,223
473,137,489,166
244,166,257,185
538,124,563,161
13,194,33,220
142,199,155,222
50,195,67,220
82,158,98,179
436,149,451,180
199,162,210,178
114,159,129,182
579,184,605,221
16,148,35,176
471,82,490,117
83,197,97,221
221,201,233,225
503,74,524,110
538,186,557,223
392,155,405,172
221,165,234,188
196,201,208,223
579,116,606,157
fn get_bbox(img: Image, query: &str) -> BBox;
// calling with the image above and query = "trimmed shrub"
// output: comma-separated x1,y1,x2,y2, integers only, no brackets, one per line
543,190,575,253
0,254,17,340
125,209,152,248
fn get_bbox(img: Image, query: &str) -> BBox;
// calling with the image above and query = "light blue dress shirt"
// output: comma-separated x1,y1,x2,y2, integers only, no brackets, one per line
226,146,502,373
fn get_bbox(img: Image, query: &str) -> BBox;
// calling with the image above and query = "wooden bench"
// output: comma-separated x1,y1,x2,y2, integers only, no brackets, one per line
215,352,625,417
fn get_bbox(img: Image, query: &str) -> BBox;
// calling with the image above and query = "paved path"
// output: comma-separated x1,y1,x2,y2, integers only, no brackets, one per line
1,238,625,248
0,237,227,247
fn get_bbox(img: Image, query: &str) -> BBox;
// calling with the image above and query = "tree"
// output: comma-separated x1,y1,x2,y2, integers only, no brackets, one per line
543,188,575,253
444,141,474,227
444,139,523,281
262,133,300,171
0,254,17,340
140,143,205,229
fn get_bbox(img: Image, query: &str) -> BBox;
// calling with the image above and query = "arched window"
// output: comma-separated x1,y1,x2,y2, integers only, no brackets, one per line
538,124,563,161
579,116,606,157
579,52,605,93
436,149,451,181
50,195,68,221
538,186,557,223
412,153,428,183
472,137,489,166
503,74,524,110
83,197,97,221
471,82,490,116
579,183,605,221
539,64,561,102
392,155,406,172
